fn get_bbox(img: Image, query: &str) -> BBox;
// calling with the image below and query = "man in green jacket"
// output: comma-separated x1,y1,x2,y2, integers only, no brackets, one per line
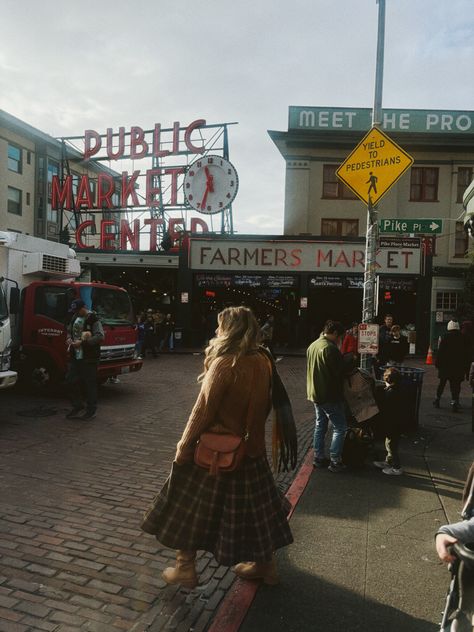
307,320,347,473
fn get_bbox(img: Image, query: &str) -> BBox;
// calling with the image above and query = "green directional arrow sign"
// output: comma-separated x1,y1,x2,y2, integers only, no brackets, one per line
379,218,443,234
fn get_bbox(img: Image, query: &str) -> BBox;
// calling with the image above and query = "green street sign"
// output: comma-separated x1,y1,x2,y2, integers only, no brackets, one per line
379,218,443,234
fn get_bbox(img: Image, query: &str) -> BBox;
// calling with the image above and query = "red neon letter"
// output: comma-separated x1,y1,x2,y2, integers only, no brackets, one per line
130,126,149,159
120,219,140,251
144,218,164,252
165,167,184,205
171,121,180,155
100,220,116,250
97,174,115,209
184,119,206,153
121,171,140,207
106,127,125,160
51,175,73,209
84,130,101,160
76,175,93,209
190,218,209,233
145,168,162,207
153,124,170,158
75,220,95,249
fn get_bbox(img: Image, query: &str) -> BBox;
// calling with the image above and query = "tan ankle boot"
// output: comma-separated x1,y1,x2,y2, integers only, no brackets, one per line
162,550,198,589
232,558,279,585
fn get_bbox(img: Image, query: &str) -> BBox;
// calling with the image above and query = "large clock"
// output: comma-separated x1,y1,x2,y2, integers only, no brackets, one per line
183,155,239,215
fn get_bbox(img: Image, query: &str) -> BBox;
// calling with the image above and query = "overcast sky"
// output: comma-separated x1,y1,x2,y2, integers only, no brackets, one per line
1,0,473,235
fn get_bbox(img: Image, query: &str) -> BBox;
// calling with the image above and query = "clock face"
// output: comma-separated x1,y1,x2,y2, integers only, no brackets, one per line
184,155,239,215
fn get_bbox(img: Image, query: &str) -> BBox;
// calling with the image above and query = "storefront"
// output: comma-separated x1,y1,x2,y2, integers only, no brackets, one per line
177,235,427,348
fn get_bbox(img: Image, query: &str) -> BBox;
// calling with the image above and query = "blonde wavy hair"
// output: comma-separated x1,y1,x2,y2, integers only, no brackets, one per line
199,306,261,380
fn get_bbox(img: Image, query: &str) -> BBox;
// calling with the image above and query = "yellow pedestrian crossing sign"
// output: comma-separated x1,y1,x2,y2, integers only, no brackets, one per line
336,127,414,205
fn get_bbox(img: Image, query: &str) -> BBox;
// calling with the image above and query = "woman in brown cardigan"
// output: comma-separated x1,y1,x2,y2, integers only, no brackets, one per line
141,306,295,589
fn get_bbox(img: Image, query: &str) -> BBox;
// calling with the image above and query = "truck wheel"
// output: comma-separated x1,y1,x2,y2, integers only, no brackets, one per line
24,358,58,393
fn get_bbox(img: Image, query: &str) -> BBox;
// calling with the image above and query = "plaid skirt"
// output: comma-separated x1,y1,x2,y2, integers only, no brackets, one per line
141,456,293,566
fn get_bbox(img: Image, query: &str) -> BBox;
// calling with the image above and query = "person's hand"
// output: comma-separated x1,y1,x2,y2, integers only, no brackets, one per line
81,331,92,341
66,337,73,347
435,533,458,563
72,340,82,349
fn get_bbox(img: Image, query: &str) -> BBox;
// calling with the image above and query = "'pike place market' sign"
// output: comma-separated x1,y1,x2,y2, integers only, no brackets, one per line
189,239,421,275
51,119,207,211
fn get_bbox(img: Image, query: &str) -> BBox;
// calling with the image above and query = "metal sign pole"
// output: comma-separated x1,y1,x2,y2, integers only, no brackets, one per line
360,0,385,371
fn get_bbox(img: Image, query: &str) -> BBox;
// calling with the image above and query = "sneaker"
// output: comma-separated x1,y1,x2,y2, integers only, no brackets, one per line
65,406,84,419
450,401,459,412
373,460,391,469
107,377,120,384
79,410,96,420
382,467,403,476
433,399,440,409
313,457,330,468
328,461,347,473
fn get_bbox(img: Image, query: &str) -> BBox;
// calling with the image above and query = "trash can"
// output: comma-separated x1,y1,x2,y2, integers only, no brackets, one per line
377,365,425,432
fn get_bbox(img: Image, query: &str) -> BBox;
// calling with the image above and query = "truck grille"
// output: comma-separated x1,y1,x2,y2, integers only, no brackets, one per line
100,345,136,363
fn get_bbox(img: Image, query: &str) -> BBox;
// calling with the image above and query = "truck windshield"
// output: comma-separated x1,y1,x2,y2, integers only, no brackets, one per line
0,287,8,322
80,286,134,326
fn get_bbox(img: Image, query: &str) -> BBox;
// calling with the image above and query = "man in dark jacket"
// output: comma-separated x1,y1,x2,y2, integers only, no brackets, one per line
307,320,347,472
434,320,470,412
66,299,105,420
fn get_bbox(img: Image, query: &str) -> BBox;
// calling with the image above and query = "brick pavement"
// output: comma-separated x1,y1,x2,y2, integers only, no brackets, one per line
0,355,314,632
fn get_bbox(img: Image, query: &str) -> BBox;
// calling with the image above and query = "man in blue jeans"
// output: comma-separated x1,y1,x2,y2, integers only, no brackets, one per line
307,320,347,473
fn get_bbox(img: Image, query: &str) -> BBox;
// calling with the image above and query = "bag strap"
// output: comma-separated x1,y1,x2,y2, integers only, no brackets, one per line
242,361,258,441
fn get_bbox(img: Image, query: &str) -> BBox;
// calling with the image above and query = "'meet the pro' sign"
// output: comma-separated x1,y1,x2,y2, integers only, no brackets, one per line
336,127,414,205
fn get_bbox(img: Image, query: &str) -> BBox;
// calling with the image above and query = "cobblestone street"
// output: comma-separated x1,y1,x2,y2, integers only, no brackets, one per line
0,355,314,632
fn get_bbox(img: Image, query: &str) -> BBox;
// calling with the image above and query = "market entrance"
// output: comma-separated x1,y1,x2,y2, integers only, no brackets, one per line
308,278,363,342
377,277,418,329
83,265,178,317
190,273,301,348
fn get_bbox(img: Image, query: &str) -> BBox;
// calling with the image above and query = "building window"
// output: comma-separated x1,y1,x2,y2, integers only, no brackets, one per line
26,192,30,205
410,167,439,202
322,165,358,199
8,144,22,173
27,151,31,165
321,218,359,237
436,291,460,311
457,167,473,203
454,221,469,258
7,187,22,215
47,160,60,223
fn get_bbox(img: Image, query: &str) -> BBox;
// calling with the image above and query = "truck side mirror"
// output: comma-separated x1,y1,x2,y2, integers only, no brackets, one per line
9,287,20,315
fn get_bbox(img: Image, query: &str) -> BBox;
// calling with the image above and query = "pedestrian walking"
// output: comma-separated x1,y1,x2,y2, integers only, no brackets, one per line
307,319,348,473
142,312,158,358
380,325,409,365
260,315,275,356
341,322,359,361
373,367,404,476
65,299,104,420
141,306,297,589
159,313,175,352
434,320,470,412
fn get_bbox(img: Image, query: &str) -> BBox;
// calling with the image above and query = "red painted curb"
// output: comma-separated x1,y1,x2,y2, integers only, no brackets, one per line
207,449,314,632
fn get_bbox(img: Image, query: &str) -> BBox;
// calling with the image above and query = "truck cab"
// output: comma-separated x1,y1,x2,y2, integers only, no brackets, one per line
19,281,142,388
0,279,18,390
0,231,142,390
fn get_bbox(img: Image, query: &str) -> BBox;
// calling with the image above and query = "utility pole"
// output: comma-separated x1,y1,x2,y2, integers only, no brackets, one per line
360,0,385,370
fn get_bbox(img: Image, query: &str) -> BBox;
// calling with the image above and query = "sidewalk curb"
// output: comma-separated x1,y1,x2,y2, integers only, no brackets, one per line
207,449,314,632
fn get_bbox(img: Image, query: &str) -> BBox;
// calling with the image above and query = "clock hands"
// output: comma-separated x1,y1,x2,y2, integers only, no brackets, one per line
201,167,215,209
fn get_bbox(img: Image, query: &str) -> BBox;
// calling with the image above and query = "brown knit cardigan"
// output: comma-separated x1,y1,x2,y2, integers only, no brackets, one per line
175,352,272,463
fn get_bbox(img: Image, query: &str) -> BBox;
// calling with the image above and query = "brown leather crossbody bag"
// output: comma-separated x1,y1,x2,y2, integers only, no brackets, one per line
194,430,248,476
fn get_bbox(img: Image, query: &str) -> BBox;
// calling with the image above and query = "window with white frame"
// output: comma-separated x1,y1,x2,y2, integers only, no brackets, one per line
436,291,460,311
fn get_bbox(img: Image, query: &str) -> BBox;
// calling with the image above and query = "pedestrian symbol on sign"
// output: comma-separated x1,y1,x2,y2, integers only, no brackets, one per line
366,172,378,196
